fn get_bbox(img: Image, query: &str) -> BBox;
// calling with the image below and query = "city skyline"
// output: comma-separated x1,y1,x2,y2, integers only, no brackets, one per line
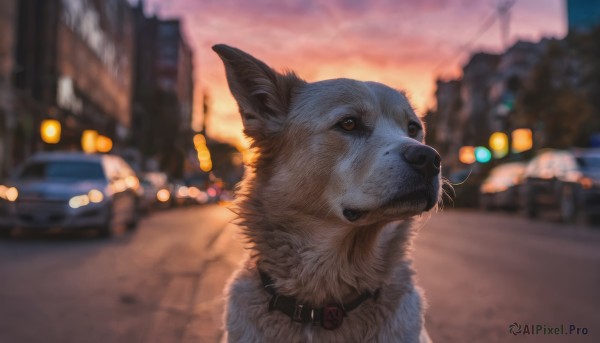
145,0,566,147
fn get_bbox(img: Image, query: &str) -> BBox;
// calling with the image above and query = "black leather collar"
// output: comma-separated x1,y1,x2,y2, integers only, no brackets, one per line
259,270,379,330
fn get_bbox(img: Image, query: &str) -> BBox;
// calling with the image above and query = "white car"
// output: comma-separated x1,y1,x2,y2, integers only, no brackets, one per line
0,152,140,237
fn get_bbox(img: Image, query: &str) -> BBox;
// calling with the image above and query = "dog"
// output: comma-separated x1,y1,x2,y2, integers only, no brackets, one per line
213,44,441,343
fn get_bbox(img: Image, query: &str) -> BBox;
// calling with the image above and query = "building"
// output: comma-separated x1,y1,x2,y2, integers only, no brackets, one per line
57,0,134,137
0,0,195,177
430,41,546,171
458,52,501,147
0,0,17,176
429,79,462,172
157,19,194,133
429,53,509,172
567,0,600,33
131,3,159,162
487,40,547,132
5,0,134,172
131,1,194,177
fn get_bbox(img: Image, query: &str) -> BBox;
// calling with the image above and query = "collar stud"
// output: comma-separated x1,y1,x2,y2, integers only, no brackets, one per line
322,306,344,330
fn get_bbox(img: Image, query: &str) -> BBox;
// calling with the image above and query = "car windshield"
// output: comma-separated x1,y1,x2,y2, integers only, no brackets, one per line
19,161,105,181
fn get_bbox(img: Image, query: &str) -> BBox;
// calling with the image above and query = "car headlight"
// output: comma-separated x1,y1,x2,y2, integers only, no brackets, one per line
177,186,189,198
69,189,104,209
0,185,18,202
69,194,89,209
88,189,104,203
157,189,171,202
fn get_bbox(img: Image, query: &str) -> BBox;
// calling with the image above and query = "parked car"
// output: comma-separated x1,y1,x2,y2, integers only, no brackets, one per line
138,177,159,213
520,149,600,223
0,152,140,237
173,180,194,206
144,172,174,209
479,162,526,211
573,148,600,222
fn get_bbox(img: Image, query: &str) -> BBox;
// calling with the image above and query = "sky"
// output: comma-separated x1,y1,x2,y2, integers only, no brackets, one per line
142,0,567,149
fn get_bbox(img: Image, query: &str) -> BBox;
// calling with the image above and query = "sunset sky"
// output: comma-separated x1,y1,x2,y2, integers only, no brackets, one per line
143,0,567,148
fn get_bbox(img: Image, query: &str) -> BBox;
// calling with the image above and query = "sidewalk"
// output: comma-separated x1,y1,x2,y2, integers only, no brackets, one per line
145,221,246,343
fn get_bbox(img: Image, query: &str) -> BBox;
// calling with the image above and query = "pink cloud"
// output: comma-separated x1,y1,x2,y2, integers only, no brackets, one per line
142,0,566,146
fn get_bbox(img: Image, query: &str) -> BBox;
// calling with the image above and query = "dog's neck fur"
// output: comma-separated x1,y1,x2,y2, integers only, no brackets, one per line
236,172,416,307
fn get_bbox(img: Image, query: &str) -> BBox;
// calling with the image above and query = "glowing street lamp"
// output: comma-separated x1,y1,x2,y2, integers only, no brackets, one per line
193,133,213,172
200,159,213,172
40,119,61,144
193,133,206,147
489,132,509,158
512,128,533,153
81,130,98,153
96,135,113,153
459,146,476,164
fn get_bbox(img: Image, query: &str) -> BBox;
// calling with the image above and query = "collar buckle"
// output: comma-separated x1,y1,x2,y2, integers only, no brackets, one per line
292,304,304,322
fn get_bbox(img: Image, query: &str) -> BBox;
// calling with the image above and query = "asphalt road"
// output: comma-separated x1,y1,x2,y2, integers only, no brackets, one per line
413,210,600,343
0,205,241,343
0,205,598,343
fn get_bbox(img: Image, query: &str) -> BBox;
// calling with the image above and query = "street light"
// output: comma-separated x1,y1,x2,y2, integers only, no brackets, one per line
459,146,476,164
489,132,509,158
512,128,533,153
81,130,98,153
96,135,113,153
193,133,206,147
193,133,212,172
40,119,61,144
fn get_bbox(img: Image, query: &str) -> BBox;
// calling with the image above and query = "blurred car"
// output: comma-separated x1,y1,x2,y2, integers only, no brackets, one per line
144,172,174,209
480,162,526,211
520,149,600,223
138,177,159,213
0,152,139,237
173,180,194,206
574,148,600,222
182,177,210,205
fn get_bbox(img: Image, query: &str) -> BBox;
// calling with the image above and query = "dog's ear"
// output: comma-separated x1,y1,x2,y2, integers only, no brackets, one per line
212,44,305,142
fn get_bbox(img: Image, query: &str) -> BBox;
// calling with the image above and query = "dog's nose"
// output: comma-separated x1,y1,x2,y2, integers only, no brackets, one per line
402,145,441,177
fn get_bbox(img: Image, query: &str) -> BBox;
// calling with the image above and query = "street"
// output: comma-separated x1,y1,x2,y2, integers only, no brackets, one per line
413,210,600,343
1,206,599,343
0,205,244,343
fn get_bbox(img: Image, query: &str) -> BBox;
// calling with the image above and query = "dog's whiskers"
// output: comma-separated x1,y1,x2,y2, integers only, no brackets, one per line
437,177,455,212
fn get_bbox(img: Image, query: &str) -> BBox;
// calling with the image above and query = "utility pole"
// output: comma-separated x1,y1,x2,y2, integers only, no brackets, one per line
201,91,210,136
497,0,516,49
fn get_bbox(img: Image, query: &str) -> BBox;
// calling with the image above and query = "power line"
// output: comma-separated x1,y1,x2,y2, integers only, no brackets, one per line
433,0,518,75
432,11,497,74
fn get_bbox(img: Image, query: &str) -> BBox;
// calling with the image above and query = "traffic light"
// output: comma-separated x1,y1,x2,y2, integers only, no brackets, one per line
474,146,492,163
489,132,509,158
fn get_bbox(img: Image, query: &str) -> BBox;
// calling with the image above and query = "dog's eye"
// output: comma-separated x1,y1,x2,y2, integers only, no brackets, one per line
339,117,357,131
407,122,421,138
